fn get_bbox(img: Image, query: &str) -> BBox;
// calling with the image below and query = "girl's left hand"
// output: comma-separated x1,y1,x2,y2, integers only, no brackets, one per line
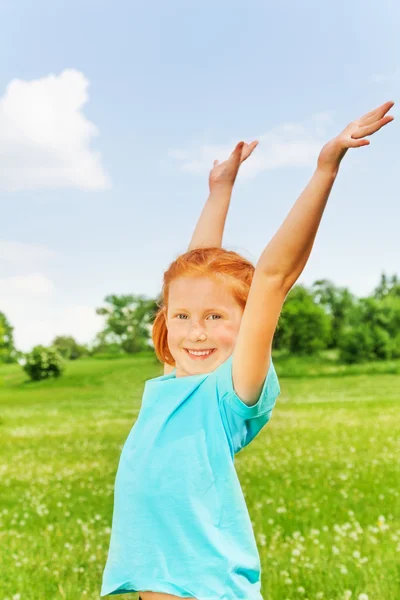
209,140,258,189
318,101,395,173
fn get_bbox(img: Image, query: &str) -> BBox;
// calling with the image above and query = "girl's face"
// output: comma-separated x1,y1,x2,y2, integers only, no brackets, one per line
165,276,243,378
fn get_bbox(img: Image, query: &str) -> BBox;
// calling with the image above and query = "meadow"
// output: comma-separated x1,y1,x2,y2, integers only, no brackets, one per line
0,352,399,600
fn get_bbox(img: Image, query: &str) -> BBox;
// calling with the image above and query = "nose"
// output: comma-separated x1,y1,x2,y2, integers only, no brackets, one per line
187,322,207,342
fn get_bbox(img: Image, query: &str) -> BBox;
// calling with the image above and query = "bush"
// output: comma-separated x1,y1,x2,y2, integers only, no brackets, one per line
389,332,400,359
23,345,65,381
371,326,393,360
338,325,375,364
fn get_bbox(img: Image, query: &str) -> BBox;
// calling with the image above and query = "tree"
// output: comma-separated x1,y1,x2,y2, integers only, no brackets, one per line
95,294,158,354
373,272,400,300
0,311,18,364
274,285,331,354
311,279,356,348
338,294,400,362
51,335,88,360
338,325,375,364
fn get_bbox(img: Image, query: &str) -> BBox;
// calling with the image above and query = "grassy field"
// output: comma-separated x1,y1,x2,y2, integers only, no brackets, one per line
1,352,399,600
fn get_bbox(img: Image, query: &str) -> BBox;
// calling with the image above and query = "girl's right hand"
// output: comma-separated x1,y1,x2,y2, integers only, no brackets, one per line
209,140,258,190
317,101,394,173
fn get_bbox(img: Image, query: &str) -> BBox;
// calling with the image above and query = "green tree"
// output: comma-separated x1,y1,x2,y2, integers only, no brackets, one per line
95,294,158,354
338,324,375,363
338,293,400,362
311,279,356,348
0,311,18,364
274,285,331,354
373,272,400,300
51,335,88,360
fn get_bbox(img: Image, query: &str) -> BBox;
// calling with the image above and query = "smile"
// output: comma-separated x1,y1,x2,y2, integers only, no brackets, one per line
184,348,216,359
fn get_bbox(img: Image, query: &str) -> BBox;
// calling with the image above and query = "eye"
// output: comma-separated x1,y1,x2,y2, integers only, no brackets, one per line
175,313,221,320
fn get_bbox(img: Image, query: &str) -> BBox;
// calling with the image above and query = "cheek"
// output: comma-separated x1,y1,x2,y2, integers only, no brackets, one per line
167,324,186,349
214,322,239,346
167,329,179,347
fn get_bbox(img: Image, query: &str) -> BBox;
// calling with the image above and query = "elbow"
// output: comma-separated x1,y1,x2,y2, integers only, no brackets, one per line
257,270,292,294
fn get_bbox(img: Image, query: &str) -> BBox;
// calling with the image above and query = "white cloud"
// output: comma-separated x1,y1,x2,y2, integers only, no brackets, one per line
1,287,105,351
13,305,105,352
168,111,334,179
0,258,105,350
0,273,54,297
0,239,105,351
0,69,111,191
0,240,56,268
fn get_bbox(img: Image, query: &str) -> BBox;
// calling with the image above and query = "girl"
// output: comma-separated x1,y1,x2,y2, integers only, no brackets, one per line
101,101,394,600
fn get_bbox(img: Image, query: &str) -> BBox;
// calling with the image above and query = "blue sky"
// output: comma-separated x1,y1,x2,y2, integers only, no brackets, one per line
1,0,398,352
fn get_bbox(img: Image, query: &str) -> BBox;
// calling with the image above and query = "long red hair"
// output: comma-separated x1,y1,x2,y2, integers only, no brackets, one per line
151,247,255,366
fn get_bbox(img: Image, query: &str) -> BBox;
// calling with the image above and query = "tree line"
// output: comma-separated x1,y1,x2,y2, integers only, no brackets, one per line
1,272,399,371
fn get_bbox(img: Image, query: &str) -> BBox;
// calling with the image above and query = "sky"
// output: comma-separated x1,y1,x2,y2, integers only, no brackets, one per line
0,0,399,352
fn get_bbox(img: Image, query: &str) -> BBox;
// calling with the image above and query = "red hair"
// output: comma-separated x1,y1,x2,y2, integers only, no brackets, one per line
151,247,255,366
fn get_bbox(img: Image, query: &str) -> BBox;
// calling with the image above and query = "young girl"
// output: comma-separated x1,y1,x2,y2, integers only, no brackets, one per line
101,101,394,600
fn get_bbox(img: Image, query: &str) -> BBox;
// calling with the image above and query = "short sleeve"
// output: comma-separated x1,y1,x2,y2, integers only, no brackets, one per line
213,354,281,454
215,354,280,418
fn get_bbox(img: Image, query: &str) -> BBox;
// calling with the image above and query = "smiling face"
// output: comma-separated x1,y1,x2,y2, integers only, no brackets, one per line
165,276,244,378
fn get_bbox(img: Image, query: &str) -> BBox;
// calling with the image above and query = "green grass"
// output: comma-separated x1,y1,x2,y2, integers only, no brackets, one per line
0,354,399,600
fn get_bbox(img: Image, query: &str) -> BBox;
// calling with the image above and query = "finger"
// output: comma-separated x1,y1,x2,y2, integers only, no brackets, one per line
348,138,370,148
359,100,395,126
231,141,244,156
240,140,259,162
359,100,394,122
213,160,219,167
351,115,394,138
230,141,245,163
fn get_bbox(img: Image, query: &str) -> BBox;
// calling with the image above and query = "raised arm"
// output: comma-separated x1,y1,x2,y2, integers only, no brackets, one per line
164,140,259,374
232,101,395,405
187,141,258,250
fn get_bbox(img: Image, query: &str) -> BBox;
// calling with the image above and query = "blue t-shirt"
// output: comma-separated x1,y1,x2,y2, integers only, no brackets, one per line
101,354,280,600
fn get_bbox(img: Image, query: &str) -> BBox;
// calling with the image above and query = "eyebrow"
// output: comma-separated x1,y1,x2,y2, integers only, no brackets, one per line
172,307,226,313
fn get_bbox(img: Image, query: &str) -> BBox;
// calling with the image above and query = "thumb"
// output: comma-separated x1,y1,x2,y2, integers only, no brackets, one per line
213,160,219,167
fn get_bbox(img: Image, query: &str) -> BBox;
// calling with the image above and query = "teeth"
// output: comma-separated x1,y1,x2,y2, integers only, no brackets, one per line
187,349,214,356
